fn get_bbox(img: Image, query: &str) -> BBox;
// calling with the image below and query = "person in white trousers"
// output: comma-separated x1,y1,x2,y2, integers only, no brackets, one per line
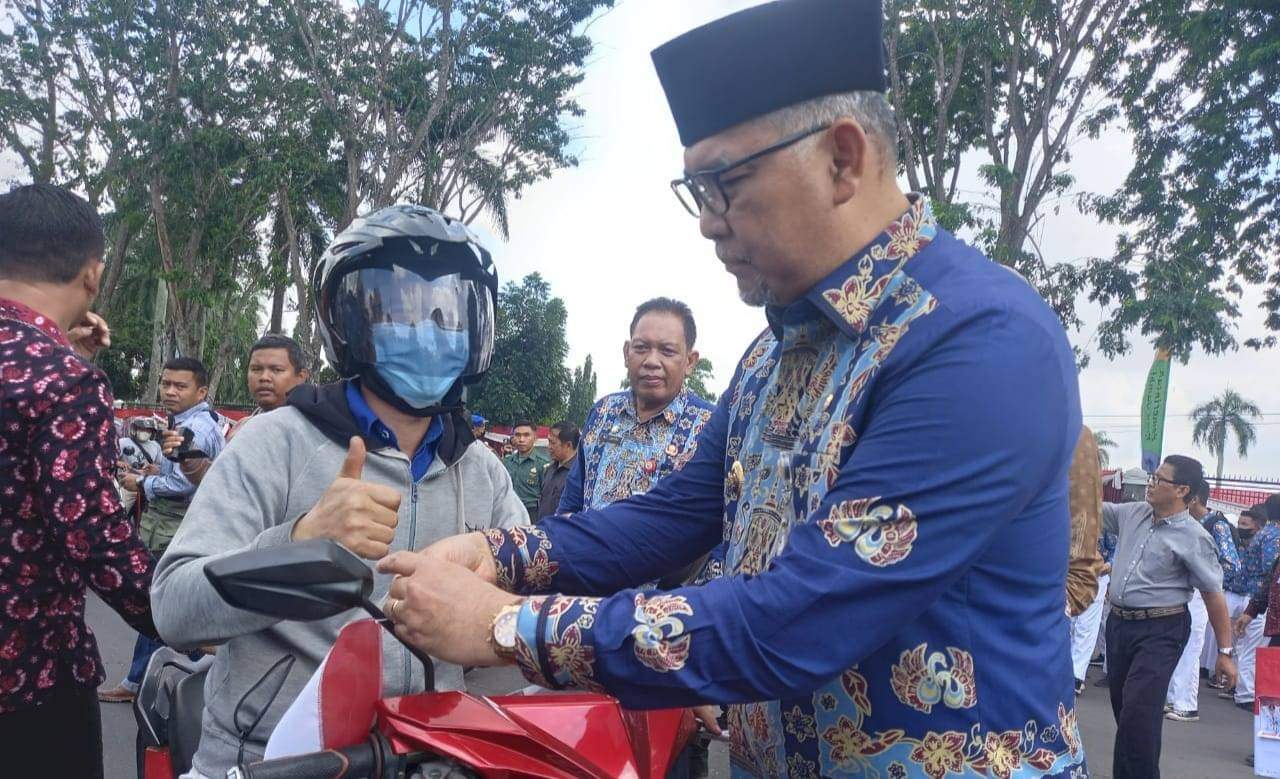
1166,481,1243,720
1206,510,1259,675
1072,572,1111,683
1165,590,1209,720
1231,503,1279,710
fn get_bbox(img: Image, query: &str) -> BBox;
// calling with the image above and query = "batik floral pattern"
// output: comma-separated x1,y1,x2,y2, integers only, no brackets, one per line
486,524,559,593
0,299,156,714
971,730,1025,779
891,644,978,714
1058,702,1082,759
909,731,967,779
818,497,918,567
821,196,936,334
512,594,606,693
631,593,693,672
822,716,904,771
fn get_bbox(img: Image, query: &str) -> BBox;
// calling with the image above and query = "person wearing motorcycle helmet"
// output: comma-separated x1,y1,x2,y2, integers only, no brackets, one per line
121,416,164,469
150,204,528,779
115,416,164,514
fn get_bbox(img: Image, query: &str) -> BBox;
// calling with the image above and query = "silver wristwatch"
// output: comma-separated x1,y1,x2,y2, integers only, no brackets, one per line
1219,646,1235,657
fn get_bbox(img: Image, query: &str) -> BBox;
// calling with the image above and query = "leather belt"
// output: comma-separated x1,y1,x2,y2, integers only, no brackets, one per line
1109,604,1188,621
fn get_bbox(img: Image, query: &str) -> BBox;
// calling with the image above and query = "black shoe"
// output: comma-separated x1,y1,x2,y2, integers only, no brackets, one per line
1238,701,1254,713
1247,754,1255,767
1074,679,1085,696
1089,655,1104,667
1093,675,1110,688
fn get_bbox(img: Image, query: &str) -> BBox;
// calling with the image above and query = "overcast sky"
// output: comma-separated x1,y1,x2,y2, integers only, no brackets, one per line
475,0,1280,482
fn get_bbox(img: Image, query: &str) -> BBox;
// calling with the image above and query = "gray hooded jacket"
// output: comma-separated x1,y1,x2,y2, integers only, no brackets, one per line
151,381,526,776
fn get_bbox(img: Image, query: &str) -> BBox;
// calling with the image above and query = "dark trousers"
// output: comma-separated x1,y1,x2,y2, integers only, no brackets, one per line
128,632,166,686
0,671,103,779
1106,609,1191,779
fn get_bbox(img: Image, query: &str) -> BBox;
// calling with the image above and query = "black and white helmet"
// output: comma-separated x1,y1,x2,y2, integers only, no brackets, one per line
312,205,498,414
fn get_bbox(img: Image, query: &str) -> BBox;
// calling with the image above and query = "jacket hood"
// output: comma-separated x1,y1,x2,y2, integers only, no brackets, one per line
285,380,476,468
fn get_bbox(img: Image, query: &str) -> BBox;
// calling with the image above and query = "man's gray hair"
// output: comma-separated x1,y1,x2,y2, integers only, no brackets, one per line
763,91,899,174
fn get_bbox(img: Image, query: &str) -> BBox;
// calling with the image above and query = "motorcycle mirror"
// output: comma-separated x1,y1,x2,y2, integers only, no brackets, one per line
204,539,373,621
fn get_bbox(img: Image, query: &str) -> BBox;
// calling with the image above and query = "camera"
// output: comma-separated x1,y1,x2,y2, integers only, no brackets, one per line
165,415,209,462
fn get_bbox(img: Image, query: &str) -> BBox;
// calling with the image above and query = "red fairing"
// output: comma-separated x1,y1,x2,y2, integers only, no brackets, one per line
377,692,695,779
141,746,174,779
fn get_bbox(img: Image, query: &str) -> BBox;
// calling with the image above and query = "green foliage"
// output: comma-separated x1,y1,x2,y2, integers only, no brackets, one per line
1087,0,1280,359
1093,429,1118,468
685,357,718,404
886,0,1130,340
1190,389,1262,483
468,273,570,425
564,354,598,427
0,0,611,401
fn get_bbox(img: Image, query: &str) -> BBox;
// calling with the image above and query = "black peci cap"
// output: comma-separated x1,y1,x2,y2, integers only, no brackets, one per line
651,0,887,147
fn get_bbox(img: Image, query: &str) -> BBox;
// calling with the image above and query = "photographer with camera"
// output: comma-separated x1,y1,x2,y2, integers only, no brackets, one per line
149,205,527,778
117,416,164,512
100,357,225,704
159,334,312,484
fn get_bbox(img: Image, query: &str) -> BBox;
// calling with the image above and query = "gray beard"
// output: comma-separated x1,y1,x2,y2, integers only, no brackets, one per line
739,278,770,308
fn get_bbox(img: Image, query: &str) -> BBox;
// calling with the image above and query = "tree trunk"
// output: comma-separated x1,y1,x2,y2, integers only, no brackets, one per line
269,283,286,332
145,275,170,402
98,219,137,315
206,330,236,402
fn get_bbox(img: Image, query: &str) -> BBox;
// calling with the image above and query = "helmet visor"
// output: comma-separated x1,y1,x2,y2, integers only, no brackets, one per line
328,264,494,378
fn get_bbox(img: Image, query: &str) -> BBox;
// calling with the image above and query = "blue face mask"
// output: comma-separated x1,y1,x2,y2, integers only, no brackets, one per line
369,321,470,409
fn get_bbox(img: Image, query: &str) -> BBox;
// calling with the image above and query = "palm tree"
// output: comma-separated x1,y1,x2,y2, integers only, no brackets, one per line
1190,389,1262,485
1093,430,1118,468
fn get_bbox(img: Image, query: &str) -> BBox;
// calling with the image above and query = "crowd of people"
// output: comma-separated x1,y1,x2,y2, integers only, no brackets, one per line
1068,457,1280,775
0,2,1275,779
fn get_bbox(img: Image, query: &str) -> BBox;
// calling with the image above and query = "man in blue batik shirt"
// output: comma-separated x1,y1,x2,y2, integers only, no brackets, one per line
1230,502,1280,708
380,2,1087,777
558,297,716,579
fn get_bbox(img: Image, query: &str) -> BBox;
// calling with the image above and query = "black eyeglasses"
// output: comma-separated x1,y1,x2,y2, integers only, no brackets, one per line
1148,473,1187,488
670,124,830,217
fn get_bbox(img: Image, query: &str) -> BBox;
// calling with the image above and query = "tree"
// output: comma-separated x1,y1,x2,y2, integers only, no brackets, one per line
1190,389,1262,485
0,0,614,400
1093,429,1117,468
468,273,569,425
685,357,718,403
565,354,597,427
885,0,1130,338
1087,1,1280,360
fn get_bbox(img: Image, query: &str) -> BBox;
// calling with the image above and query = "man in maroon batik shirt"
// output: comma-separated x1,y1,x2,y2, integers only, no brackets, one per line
0,183,157,778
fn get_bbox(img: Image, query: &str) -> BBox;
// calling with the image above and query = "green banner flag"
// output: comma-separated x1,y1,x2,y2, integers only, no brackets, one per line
1140,349,1172,473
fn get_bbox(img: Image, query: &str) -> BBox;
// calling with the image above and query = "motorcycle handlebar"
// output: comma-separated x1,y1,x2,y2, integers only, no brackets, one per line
228,740,380,779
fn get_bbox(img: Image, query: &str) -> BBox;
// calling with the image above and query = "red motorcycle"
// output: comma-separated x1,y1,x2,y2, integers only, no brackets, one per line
134,540,697,779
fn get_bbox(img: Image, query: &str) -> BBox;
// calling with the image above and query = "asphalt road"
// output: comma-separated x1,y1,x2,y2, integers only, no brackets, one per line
90,594,1252,778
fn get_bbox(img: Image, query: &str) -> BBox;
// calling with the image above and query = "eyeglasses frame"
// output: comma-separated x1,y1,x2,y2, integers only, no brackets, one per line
669,124,831,217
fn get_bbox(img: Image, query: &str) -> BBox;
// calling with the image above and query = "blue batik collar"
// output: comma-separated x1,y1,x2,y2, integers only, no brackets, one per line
622,387,690,426
767,194,938,339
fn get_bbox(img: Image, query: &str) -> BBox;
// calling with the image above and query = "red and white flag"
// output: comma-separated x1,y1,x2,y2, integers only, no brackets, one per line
264,618,382,759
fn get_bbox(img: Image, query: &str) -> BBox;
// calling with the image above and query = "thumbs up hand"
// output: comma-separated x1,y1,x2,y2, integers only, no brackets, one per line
292,437,403,559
